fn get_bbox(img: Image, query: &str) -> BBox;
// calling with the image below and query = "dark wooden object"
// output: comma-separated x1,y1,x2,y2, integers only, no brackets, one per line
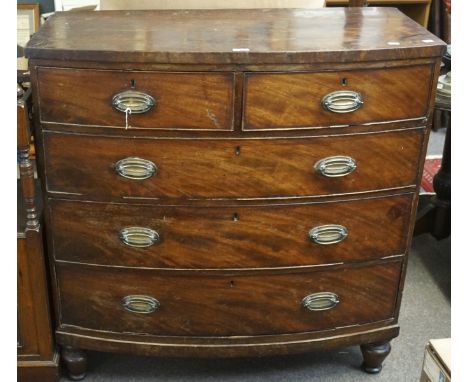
50,194,412,268
26,8,443,64
25,8,445,380
428,0,450,43
361,342,392,373
17,83,59,381
414,112,450,240
62,346,87,381
414,54,450,240
58,261,401,336
43,130,423,199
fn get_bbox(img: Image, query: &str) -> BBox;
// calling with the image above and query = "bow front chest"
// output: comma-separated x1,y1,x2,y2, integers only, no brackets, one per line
26,7,445,380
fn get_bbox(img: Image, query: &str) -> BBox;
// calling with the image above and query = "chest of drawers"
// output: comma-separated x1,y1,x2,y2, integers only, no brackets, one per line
26,7,445,380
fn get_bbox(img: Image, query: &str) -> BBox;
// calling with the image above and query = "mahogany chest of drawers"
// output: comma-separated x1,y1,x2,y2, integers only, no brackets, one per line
26,7,445,380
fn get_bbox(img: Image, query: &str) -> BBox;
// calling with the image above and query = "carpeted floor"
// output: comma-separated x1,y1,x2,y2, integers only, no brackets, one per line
59,233,450,382
427,128,446,156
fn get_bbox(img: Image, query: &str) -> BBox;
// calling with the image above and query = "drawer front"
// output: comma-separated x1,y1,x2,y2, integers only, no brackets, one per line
37,68,234,130
244,65,432,130
51,194,412,269
58,262,401,336
44,130,423,199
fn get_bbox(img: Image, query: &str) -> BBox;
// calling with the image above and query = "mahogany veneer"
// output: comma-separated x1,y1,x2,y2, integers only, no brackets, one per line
37,68,235,130
57,261,401,336
50,194,412,268
43,130,423,199
26,7,445,380
244,65,433,129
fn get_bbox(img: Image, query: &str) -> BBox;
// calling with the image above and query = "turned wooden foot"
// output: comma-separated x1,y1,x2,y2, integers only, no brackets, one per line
62,346,87,381
360,341,391,374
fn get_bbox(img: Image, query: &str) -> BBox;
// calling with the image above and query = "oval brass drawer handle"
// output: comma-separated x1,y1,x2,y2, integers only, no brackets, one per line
321,90,363,113
302,292,340,311
314,155,357,177
119,227,160,248
112,90,156,114
115,157,157,180
309,224,348,245
122,295,160,314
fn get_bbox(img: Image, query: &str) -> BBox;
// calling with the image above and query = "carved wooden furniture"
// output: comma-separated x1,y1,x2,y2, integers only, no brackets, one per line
25,8,445,380
17,82,60,381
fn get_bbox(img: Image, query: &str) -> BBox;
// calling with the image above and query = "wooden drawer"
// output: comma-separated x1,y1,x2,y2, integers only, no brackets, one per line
51,194,412,269
44,129,423,199
37,68,235,130
244,65,432,130
57,261,401,336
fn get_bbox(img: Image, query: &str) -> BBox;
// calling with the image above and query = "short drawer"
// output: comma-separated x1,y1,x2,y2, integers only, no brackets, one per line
51,194,412,269
37,68,234,130
57,261,401,336
44,129,423,199
244,65,433,130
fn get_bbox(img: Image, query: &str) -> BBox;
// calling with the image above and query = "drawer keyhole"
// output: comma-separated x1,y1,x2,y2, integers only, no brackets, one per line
229,280,236,288
130,79,136,88
232,213,240,221
235,146,241,156
341,78,348,86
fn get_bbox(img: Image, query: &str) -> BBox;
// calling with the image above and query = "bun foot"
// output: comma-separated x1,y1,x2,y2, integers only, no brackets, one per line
360,341,391,374
62,346,87,381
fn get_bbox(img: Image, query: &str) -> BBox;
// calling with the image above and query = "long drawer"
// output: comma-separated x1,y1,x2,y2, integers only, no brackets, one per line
37,68,235,130
57,261,401,336
51,194,412,269
244,65,432,130
44,130,423,199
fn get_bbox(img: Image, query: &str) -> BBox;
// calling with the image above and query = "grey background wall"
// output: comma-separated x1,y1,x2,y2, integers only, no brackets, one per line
17,0,55,14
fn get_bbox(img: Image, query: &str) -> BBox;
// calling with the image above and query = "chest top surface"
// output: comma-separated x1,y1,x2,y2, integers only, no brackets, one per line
26,7,444,64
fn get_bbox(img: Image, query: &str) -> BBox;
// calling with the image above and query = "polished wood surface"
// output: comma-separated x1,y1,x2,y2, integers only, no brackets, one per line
327,0,432,27
37,68,235,130
57,261,401,336
361,341,392,373
51,194,411,268
27,7,444,378
56,324,400,358
44,130,423,200
62,347,87,382
17,85,59,381
244,65,432,129
100,0,326,10
25,8,445,64
17,237,39,355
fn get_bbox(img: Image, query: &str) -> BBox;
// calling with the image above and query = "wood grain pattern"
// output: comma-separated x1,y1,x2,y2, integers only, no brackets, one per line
44,130,423,200
50,194,412,269
55,324,400,358
17,356,60,382
37,68,234,130
27,6,444,371
244,65,432,129
392,57,442,324
28,56,438,73
25,8,445,64
17,86,59,380
57,261,402,336
17,238,39,356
